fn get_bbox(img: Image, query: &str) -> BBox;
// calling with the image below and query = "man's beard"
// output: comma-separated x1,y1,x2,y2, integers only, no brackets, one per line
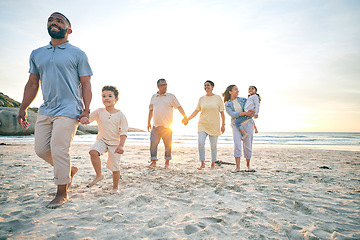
47,25,68,39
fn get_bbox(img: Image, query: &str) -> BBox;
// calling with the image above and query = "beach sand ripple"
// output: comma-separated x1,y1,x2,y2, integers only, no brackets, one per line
0,143,359,239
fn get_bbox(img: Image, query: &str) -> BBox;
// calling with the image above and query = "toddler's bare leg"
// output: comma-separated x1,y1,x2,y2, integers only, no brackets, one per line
87,150,104,187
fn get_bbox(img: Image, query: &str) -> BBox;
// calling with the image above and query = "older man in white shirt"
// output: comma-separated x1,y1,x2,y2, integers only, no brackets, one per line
147,79,187,169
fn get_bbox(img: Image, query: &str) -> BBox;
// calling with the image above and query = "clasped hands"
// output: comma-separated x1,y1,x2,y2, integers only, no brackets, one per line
80,116,90,125
182,116,189,126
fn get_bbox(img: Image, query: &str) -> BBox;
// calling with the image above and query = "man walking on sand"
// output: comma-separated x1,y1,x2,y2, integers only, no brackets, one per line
147,79,187,169
17,12,93,208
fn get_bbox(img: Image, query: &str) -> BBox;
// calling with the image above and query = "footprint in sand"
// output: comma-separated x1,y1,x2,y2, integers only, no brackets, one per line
200,217,225,223
184,224,198,235
148,216,165,228
293,201,312,215
127,194,152,208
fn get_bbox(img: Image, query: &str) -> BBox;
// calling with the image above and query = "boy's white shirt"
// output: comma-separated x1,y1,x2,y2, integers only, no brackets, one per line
89,108,128,145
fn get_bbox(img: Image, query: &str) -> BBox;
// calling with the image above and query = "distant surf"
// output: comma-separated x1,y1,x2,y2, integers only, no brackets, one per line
1,132,359,151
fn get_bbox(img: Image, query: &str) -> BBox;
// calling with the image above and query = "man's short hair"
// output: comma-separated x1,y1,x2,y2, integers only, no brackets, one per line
102,85,119,98
52,12,71,27
157,78,166,85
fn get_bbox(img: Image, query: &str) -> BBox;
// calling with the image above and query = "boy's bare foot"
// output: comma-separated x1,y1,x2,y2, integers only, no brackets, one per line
231,168,241,173
210,163,215,170
242,133,248,140
46,195,69,209
87,175,104,188
67,166,79,189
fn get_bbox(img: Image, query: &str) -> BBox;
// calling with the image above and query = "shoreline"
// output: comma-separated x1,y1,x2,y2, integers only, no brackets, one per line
1,133,360,152
2,141,360,152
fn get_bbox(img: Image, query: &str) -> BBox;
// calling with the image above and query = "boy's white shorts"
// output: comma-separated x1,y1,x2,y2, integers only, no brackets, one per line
90,140,122,172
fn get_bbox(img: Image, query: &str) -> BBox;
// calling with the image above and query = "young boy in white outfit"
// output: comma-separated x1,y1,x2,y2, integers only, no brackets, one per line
80,86,128,194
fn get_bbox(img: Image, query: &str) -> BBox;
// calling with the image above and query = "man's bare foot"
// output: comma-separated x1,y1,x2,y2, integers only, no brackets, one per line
242,133,248,140
147,161,156,168
67,166,79,189
87,175,104,188
231,168,241,173
210,163,215,170
46,194,69,209
164,160,170,169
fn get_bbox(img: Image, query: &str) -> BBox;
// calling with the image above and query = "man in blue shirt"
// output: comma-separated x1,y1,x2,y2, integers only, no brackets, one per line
17,12,93,208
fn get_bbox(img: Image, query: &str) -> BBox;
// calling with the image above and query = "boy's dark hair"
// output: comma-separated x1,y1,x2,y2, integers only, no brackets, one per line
102,85,119,98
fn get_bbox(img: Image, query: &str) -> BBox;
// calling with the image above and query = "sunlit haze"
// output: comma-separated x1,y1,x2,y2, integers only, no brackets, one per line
1,0,359,133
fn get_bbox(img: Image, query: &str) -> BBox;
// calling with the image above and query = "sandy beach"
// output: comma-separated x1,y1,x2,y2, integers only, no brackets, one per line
1,143,359,239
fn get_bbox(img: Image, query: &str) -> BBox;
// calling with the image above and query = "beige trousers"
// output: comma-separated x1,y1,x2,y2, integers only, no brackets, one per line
34,113,79,185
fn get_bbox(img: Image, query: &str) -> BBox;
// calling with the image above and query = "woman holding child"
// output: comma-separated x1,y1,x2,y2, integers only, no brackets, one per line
223,85,258,172
184,80,225,170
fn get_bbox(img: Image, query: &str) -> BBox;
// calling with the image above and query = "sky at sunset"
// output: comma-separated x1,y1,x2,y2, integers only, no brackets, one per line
1,0,359,133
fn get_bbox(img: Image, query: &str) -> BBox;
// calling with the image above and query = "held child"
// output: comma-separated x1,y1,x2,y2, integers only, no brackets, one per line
80,86,128,194
235,86,261,139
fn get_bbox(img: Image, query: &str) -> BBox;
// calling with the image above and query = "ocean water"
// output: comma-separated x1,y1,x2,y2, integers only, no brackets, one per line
1,132,359,151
